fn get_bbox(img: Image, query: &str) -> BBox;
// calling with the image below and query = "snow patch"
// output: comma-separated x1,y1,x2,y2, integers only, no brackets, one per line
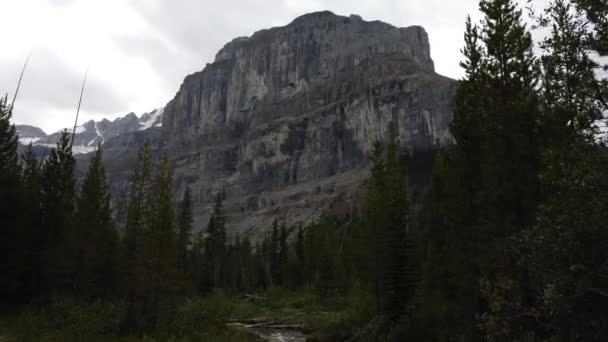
72,145,96,155
36,143,95,155
89,122,103,146
19,137,40,145
138,107,164,131
74,125,86,134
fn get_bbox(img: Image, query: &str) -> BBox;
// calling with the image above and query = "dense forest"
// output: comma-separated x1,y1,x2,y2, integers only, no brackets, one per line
1,0,607,340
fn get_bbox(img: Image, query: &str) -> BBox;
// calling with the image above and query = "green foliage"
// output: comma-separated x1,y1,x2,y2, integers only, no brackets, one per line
202,192,227,291
40,131,78,296
12,298,126,342
177,186,193,274
0,95,21,304
75,148,120,299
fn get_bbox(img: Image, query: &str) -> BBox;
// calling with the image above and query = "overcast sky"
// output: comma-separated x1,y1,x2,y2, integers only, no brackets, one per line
3,0,548,133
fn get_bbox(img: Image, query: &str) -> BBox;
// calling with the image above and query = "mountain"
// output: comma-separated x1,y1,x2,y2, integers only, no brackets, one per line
16,125,47,145
16,108,164,155
155,11,456,235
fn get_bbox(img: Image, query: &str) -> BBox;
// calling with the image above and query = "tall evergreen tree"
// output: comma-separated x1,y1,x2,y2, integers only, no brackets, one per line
18,145,42,301
123,142,153,330
269,219,280,286
203,193,227,290
74,147,119,299
382,138,416,322
40,131,77,296
278,222,289,286
366,141,386,313
294,226,305,286
239,235,253,292
124,142,153,262
0,96,21,305
177,186,193,274
139,154,180,330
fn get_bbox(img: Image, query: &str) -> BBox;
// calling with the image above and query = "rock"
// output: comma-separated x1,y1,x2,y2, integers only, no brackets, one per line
155,11,457,237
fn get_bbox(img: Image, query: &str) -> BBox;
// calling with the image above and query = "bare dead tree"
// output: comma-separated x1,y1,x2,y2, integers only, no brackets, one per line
10,53,31,112
70,68,88,150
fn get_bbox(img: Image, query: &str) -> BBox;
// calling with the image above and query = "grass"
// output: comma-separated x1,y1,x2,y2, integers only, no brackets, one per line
0,286,375,341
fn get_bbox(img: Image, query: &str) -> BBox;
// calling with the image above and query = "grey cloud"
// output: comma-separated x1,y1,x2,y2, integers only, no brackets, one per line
116,0,452,103
2,49,131,129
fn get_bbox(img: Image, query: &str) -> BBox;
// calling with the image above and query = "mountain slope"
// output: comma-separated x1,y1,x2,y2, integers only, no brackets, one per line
156,11,457,235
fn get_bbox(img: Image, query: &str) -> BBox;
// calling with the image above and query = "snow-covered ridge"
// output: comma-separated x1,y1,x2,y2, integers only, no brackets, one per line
138,107,164,131
16,107,164,155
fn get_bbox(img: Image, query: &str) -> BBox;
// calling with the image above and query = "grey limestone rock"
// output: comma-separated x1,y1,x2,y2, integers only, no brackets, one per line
157,11,457,236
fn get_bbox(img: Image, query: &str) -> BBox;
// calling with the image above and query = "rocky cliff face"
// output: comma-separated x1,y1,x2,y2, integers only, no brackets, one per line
157,11,457,236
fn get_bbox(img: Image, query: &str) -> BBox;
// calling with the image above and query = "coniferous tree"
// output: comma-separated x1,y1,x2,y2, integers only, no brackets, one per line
571,0,608,54
75,147,119,299
366,137,416,322
0,96,21,305
294,226,305,286
124,142,152,263
40,131,77,296
269,219,280,286
415,1,542,339
278,222,289,285
190,231,206,293
203,193,226,290
177,186,193,274
140,154,180,330
240,235,254,292
382,137,416,322
17,145,42,302
19,144,43,298
508,1,608,339
123,142,153,330
366,141,386,313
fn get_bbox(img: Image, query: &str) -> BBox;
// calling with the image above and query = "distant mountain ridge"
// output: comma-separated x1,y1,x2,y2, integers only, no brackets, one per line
16,107,164,154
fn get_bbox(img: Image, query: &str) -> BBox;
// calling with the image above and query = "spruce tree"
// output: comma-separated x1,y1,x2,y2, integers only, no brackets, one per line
123,142,153,330
240,235,253,292
278,222,289,286
18,145,42,302
203,193,226,290
74,147,119,299
190,231,206,293
382,137,416,321
294,226,305,286
269,219,280,286
124,142,152,262
40,131,77,295
366,141,386,313
177,186,193,274
0,96,21,305
140,154,179,330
